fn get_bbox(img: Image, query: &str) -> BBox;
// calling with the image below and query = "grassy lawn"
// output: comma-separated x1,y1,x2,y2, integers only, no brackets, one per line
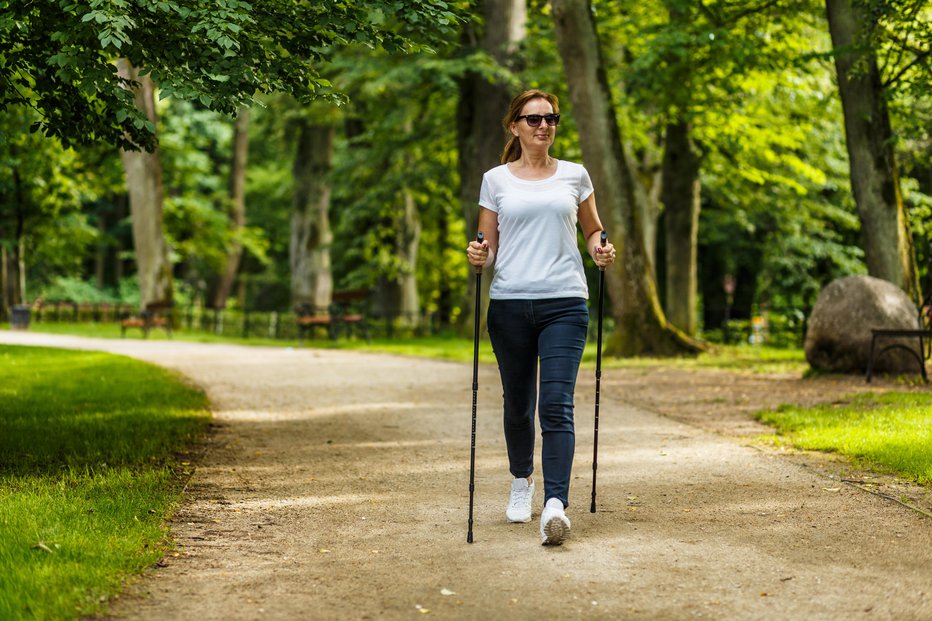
0,345,211,620
758,392,932,484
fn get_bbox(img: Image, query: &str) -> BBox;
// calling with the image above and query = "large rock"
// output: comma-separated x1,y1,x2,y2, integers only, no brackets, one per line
805,275,921,374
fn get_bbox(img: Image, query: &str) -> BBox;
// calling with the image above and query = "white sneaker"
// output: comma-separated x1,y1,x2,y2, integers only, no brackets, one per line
505,477,534,523
540,497,571,545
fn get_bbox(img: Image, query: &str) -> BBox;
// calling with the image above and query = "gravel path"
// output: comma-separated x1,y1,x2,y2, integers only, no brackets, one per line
2,331,931,620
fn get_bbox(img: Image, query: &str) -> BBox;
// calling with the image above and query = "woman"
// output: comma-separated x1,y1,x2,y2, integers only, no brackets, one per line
466,89,616,545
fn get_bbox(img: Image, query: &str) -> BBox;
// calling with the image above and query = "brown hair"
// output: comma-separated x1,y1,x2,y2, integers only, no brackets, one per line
500,89,560,164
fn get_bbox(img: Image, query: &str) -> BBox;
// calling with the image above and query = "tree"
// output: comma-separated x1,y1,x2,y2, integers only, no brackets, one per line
117,59,172,306
551,0,703,355
290,117,336,313
825,0,918,296
213,108,249,309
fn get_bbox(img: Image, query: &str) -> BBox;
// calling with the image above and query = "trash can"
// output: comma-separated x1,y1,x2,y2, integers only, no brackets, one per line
11,304,30,330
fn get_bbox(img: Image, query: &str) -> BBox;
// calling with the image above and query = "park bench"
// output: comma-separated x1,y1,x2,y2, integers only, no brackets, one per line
331,288,370,341
120,301,174,338
295,304,335,342
865,292,932,382
295,289,370,344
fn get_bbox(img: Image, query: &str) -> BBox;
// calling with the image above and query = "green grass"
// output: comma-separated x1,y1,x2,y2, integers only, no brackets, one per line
758,392,932,484
15,320,807,374
0,346,211,620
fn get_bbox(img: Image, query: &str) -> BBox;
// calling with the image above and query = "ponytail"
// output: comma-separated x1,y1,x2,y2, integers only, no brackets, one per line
501,136,522,164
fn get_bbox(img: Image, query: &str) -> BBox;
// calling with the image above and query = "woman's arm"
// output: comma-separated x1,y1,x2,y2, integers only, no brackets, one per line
466,207,499,270
578,193,616,268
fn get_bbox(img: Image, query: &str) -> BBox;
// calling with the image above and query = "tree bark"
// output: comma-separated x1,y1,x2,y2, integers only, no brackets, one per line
825,0,918,297
0,242,7,321
399,185,422,326
661,121,701,335
213,108,250,309
552,0,703,355
290,120,334,312
117,58,173,308
456,0,525,333
6,166,26,309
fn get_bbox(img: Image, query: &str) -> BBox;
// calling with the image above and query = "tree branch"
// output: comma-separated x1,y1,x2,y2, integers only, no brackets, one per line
883,49,931,89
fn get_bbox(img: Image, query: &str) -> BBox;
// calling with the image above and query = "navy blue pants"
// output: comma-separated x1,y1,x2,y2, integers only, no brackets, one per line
487,297,588,508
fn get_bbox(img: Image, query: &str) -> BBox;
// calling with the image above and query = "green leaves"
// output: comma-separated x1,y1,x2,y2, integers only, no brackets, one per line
0,0,465,150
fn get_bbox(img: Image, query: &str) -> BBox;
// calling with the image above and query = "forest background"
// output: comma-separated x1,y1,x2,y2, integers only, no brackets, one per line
1,0,929,357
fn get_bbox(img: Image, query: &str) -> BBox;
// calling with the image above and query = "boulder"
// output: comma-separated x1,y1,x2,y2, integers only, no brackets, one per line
805,275,920,374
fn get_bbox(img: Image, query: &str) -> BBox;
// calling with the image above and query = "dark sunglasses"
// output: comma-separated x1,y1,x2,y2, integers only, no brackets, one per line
515,113,561,127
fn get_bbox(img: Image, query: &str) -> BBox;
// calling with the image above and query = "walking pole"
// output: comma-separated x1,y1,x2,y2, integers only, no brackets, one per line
467,231,484,543
591,230,607,514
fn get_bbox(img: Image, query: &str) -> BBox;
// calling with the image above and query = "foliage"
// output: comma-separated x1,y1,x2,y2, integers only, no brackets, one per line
38,275,119,304
0,105,101,298
312,48,469,319
0,345,210,619
159,98,269,298
0,0,463,150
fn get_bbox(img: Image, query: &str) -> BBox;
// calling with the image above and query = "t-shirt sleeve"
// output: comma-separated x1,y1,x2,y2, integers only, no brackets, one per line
478,172,498,212
579,165,594,203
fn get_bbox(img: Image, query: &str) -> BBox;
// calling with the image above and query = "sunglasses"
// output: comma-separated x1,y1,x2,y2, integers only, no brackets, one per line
515,113,561,127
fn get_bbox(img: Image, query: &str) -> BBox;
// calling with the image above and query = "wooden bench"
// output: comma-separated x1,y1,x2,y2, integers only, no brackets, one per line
295,289,370,344
865,293,931,382
120,301,174,338
331,288,370,341
295,304,335,342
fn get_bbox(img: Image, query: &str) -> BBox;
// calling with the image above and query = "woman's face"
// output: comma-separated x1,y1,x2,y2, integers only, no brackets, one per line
510,97,556,150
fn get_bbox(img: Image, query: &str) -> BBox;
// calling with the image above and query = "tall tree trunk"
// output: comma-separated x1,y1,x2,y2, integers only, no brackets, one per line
0,242,7,321
399,185,422,326
4,166,27,309
290,121,334,311
213,108,250,309
1,241,24,314
117,58,173,308
94,209,107,289
641,150,664,281
552,0,703,356
661,121,701,336
456,0,526,333
826,0,918,296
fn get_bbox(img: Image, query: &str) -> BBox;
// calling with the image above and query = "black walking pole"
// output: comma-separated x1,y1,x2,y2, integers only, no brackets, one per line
591,230,607,514
467,231,484,543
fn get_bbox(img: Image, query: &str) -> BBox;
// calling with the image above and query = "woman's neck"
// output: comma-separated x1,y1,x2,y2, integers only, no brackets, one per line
508,151,557,181
518,150,553,170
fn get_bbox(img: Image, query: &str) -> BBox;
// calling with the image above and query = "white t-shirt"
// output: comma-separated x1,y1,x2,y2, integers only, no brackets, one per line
479,159,594,300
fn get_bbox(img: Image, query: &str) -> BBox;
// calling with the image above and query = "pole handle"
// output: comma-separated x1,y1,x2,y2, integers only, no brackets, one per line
475,231,484,275
598,230,607,271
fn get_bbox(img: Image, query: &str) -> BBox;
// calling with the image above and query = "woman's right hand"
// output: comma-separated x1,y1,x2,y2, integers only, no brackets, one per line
466,239,489,268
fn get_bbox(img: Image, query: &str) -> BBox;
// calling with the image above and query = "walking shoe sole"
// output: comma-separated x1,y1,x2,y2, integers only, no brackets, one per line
507,514,532,524
541,516,569,545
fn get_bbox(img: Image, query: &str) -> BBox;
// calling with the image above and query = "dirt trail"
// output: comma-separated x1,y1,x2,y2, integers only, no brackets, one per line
2,331,931,620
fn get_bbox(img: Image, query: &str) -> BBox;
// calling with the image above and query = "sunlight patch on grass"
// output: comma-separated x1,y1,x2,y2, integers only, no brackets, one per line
757,392,932,484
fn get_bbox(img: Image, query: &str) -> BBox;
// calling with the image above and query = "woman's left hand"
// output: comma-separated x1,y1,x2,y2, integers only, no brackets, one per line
594,242,616,269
